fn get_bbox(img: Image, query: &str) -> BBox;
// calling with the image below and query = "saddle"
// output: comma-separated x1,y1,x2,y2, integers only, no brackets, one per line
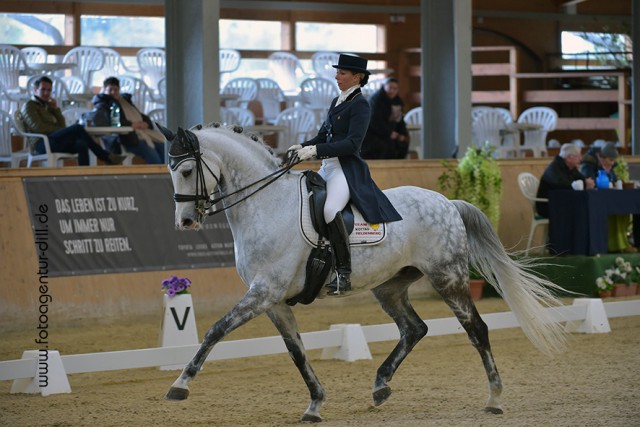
286,171,384,307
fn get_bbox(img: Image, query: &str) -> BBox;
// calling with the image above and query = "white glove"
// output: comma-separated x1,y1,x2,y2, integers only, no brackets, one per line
296,145,317,161
287,144,302,152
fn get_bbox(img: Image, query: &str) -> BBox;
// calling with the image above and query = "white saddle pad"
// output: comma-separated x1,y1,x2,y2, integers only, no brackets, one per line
298,174,387,247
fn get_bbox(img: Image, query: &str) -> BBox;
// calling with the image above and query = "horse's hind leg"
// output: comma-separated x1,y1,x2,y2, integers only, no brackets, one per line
266,304,326,422
436,280,504,414
370,268,428,406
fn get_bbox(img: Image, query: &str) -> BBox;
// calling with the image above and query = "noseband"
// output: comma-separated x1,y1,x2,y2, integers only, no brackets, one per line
169,127,300,218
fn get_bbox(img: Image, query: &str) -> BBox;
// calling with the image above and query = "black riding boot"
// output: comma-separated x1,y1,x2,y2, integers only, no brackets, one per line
325,212,352,295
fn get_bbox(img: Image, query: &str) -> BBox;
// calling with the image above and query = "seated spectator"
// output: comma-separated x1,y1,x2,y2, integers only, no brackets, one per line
21,76,125,166
536,143,594,217
580,142,636,253
92,77,165,164
361,78,409,159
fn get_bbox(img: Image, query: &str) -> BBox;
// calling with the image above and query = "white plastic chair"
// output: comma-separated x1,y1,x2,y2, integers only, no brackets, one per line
255,78,286,124
0,109,29,167
361,78,386,99
136,48,166,92
219,49,241,87
99,47,139,80
268,52,307,94
404,106,423,159
220,107,255,127
13,111,78,167
311,51,339,81
299,77,339,129
516,107,557,158
472,108,517,158
273,106,316,154
0,45,34,109
21,47,48,66
221,77,258,109
119,75,154,114
148,108,166,127
517,172,549,256
62,47,105,90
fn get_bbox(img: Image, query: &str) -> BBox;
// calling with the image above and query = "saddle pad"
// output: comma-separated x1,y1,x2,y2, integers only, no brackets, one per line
298,174,386,247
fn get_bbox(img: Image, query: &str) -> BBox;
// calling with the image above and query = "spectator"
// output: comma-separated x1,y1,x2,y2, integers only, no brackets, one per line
21,76,125,166
92,77,165,164
580,142,636,253
361,78,409,159
536,143,594,217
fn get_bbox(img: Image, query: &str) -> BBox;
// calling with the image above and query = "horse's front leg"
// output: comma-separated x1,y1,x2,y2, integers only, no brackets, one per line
165,283,278,400
266,304,326,422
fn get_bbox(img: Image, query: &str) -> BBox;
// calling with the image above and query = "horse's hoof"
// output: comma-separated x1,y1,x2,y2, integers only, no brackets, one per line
165,387,190,400
372,386,392,406
300,413,322,423
484,406,504,414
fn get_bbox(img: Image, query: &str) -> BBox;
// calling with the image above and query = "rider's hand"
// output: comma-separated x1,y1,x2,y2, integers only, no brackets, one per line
287,144,302,153
286,144,303,162
296,146,317,161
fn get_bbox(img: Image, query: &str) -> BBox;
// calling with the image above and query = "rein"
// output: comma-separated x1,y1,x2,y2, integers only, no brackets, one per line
170,128,301,217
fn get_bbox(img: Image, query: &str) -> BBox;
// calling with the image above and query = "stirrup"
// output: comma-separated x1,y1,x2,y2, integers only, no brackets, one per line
325,272,351,296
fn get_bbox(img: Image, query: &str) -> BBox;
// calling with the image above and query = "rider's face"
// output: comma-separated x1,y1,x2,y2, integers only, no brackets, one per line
335,69,361,91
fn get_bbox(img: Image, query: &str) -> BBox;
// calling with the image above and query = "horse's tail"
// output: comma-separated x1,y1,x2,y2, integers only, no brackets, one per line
451,200,567,356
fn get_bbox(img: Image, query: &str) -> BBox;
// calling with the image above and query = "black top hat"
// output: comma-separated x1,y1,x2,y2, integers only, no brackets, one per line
332,54,371,75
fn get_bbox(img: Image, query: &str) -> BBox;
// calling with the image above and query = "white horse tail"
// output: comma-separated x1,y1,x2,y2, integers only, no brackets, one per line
451,200,567,356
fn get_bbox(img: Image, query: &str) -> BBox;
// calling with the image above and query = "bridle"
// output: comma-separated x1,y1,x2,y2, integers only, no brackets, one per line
169,127,301,219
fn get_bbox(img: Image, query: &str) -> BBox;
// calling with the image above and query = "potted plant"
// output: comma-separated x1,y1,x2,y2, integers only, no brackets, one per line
468,266,485,301
438,143,503,230
613,156,634,189
596,257,633,297
161,275,192,298
629,263,640,295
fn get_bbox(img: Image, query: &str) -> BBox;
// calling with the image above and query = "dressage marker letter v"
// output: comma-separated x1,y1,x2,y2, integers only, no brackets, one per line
169,306,191,330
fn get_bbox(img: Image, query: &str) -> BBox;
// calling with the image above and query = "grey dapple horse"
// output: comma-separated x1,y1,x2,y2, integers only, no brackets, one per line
160,123,567,422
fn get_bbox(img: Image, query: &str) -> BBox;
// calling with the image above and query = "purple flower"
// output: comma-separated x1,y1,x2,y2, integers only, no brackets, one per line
161,275,192,298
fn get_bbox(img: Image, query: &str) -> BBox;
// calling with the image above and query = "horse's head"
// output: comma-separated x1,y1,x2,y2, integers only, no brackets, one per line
159,124,221,230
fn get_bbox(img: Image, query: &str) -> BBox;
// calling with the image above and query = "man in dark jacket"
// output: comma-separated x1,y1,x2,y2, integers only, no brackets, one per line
21,76,124,166
92,77,165,164
536,143,594,217
361,78,409,159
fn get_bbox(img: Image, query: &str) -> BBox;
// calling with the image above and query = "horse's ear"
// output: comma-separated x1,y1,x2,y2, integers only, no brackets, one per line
156,123,176,142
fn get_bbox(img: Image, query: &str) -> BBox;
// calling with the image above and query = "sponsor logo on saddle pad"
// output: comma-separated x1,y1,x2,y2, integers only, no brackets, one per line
298,175,386,247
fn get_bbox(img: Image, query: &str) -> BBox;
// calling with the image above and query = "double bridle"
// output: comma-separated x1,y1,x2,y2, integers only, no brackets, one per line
169,127,301,218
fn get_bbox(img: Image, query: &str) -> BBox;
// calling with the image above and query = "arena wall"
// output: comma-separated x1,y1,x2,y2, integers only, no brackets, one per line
0,158,633,329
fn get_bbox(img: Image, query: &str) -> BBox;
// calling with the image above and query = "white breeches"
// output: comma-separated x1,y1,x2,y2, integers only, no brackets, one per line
318,158,350,223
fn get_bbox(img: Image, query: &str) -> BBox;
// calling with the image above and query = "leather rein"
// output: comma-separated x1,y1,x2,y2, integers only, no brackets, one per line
170,130,301,217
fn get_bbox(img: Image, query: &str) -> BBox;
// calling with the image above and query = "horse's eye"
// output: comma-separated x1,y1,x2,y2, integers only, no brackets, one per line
182,169,192,178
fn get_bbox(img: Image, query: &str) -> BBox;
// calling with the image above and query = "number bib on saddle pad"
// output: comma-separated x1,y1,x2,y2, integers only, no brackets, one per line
298,173,387,247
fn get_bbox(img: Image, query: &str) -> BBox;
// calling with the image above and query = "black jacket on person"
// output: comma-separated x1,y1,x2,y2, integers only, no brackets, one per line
361,87,409,159
535,155,587,218
92,93,152,147
579,146,618,182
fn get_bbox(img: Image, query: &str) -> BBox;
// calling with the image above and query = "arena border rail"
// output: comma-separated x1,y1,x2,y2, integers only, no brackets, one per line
1,298,639,396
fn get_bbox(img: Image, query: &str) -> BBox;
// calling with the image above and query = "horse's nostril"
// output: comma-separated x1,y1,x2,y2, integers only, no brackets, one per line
181,218,193,227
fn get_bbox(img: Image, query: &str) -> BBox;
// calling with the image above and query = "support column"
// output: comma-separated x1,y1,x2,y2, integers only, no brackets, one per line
420,0,472,159
165,0,220,131
632,0,639,155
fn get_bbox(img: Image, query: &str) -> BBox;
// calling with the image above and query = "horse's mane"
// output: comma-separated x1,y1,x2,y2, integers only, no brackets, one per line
190,122,283,169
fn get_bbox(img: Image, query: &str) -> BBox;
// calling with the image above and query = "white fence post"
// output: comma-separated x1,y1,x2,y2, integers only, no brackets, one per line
10,350,71,396
159,294,199,370
320,324,372,362
564,298,611,333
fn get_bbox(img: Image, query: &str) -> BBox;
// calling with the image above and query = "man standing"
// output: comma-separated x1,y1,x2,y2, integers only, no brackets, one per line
21,76,124,166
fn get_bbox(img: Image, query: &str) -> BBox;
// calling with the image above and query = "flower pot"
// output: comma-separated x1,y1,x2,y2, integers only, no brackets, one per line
598,290,612,298
469,279,484,301
627,283,638,296
612,283,627,297
636,283,640,296
622,182,635,190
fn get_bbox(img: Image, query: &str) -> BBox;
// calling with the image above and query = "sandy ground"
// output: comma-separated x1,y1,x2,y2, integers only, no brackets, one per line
1,293,639,427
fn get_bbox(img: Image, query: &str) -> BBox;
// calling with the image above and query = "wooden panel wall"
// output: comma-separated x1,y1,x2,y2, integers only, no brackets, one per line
8,158,638,328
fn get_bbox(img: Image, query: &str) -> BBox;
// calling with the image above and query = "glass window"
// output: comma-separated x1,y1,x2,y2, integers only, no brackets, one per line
220,20,282,50
561,31,632,69
296,22,380,53
0,13,65,45
81,16,165,47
